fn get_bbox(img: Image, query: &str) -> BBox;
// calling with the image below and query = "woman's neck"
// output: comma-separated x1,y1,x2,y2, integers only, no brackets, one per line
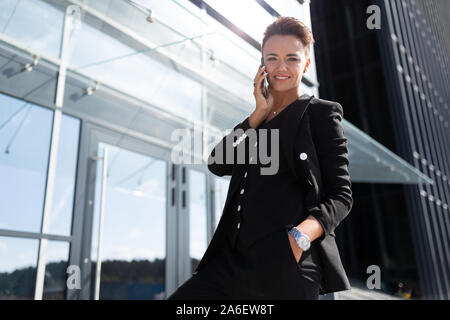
269,86,303,110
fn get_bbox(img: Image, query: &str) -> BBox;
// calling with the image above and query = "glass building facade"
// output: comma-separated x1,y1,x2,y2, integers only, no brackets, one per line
0,0,439,300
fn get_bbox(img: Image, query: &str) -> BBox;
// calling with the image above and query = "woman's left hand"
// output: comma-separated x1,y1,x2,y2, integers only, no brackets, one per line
288,233,303,263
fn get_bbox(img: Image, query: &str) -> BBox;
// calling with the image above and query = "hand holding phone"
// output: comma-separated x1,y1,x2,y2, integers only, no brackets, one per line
260,57,269,98
251,59,274,127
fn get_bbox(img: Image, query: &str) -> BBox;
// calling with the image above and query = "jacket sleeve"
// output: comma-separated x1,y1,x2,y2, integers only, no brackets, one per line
306,102,353,241
207,116,252,177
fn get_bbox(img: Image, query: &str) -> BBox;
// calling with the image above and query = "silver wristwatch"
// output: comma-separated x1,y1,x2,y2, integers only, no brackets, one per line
288,227,311,251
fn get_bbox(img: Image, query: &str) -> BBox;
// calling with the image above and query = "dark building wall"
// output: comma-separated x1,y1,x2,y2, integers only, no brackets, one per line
310,0,450,299
374,0,450,300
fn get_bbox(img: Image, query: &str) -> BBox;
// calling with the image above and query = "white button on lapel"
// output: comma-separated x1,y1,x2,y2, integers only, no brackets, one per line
240,188,245,194
299,152,308,160
233,142,237,147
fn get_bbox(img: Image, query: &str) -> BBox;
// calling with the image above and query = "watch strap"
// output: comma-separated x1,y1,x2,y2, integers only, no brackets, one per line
289,227,311,251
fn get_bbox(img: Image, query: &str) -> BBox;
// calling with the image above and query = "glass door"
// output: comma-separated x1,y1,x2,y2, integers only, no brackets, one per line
83,125,170,300
188,169,207,274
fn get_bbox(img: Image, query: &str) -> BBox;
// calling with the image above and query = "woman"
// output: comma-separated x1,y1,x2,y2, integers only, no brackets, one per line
168,16,353,300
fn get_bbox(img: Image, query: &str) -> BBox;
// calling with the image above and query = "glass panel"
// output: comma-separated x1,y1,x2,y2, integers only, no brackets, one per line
189,170,207,272
43,241,69,300
203,0,274,41
67,0,261,129
263,0,305,19
199,24,261,84
0,236,39,299
68,7,203,121
213,176,230,229
90,143,167,300
47,115,80,236
84,0,205,48
300,82,316,96
263,0,312,29
137,0,261,100
0,0,63,58
344,119,433,184
0,94,53,232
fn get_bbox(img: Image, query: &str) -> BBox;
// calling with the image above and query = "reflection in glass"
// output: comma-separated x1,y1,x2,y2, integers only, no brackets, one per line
68,17,202,121
79,0,261,106
0,94,53,232
90,143,167,300
0,0,63,58
213,177,230,229
0,236,39,299
189,170,207,272
48,115,80,236
263,0,307,21
203,0,274,41
43,241,69,300
154,0,262,83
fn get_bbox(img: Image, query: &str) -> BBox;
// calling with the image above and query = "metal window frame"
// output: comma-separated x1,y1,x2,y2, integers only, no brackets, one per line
33,3,79,300
0,92,79,300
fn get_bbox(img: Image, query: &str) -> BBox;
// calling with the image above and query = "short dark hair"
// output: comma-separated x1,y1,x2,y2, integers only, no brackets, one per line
262,16,315,57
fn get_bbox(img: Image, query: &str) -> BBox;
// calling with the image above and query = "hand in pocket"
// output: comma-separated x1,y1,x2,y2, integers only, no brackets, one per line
287,232,303,263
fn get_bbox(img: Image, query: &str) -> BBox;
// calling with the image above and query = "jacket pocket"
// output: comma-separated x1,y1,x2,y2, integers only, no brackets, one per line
284,228,301,267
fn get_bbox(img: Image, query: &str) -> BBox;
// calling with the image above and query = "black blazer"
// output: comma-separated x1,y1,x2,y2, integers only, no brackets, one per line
194,94,353,294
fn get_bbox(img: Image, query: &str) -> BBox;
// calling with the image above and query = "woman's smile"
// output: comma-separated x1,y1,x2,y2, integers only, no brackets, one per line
274,77,290,82
274,75,291,82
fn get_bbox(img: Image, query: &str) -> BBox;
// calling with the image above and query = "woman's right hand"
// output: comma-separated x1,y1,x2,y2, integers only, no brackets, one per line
251,65,274,128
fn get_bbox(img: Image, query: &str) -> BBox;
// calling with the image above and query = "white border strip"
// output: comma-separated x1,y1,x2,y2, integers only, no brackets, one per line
34,108,62,300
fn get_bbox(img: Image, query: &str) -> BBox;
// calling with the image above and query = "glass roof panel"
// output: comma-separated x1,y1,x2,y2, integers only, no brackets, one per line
263,0,310,26
0,0,63,58
344,119,433,184
203,0,275,42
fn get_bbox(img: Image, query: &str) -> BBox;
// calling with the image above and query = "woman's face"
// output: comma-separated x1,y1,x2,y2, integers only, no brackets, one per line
262,34,311,92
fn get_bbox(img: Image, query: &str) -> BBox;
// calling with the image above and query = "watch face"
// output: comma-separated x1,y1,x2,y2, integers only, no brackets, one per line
299,236,310,250
299,237,308,247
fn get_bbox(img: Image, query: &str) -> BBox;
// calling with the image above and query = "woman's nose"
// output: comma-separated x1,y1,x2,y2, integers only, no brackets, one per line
278,59,287,68
277,59,288,69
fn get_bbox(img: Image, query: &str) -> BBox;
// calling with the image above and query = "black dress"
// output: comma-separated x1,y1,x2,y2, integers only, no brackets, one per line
168,102,324,300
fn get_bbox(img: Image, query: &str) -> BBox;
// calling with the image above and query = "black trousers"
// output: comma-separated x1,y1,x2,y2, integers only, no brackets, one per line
167,228,322,300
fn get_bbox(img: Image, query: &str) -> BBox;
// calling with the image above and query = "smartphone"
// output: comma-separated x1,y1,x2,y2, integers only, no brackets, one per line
260,57,269,98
